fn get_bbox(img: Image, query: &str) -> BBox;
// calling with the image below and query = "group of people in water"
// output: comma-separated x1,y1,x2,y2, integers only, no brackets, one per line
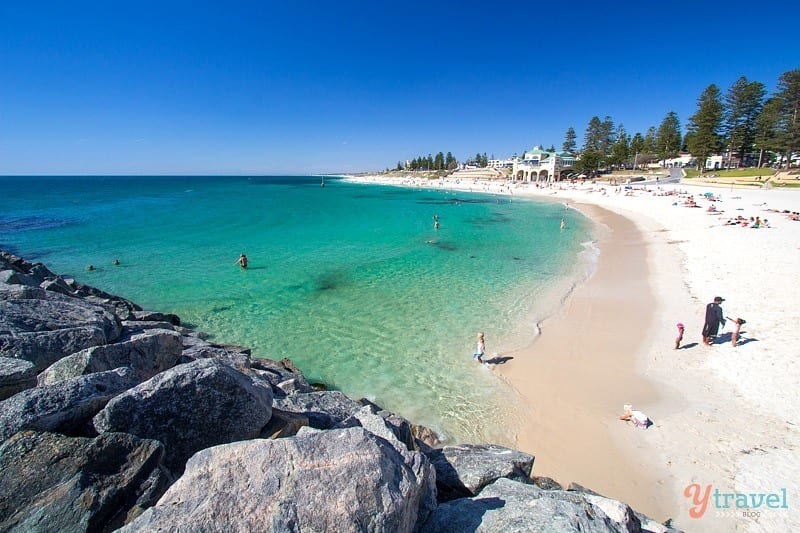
86,259,120,271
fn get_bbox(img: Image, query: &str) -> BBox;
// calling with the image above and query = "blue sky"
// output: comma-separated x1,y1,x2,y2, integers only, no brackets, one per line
1,1,798,175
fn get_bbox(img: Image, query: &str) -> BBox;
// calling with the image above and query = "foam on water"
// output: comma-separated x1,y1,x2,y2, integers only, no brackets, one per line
0,175,594,446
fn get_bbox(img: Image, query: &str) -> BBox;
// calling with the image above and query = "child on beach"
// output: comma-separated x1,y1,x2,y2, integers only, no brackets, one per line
732,318,746,347
473,332,486,364
674,322,684,350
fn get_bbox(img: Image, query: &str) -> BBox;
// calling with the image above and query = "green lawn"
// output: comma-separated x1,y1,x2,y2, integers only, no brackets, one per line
685,168,776,178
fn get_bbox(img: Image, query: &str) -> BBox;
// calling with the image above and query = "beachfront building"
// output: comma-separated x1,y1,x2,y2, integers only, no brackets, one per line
487,158,514,169
512,146,576,183
705,154,739,170
661,154,694,168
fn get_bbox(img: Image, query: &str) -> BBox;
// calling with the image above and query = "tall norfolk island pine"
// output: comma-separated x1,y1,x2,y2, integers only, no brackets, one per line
687,84,723,171
774,69,800,169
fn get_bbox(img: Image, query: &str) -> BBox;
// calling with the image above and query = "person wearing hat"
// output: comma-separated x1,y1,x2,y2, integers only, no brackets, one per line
702,296,726,345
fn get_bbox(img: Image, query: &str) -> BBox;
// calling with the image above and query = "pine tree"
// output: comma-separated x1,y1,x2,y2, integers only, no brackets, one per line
754,98,781,167
583,116,603,152
656,111,683,161
434,152,444,170
643,126,657,154
599,116,616,156
723,76,766,165
608,125,629,168
630,132,645,156
774,69,800,169
563,127,577,153
687,84,724,172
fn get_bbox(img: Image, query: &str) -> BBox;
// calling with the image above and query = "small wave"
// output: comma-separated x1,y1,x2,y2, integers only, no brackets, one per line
0,216,74,233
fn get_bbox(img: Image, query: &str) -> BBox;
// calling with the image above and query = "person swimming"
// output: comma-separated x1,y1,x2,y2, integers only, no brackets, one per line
235,253,248,269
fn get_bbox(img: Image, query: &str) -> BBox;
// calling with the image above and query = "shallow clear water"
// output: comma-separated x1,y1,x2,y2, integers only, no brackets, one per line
0,175,593,445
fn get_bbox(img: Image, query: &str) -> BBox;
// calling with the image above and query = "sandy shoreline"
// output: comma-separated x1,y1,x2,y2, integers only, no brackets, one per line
345,173,800,531
491,203,674,521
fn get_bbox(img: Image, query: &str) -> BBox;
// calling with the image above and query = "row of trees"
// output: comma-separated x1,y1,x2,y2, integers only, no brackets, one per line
399,152,459,171
391,68,799,174
686,69,799,170
397,152,493,171
571,68,800,175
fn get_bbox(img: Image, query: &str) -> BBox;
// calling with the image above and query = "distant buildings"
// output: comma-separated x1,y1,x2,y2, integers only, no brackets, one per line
512,146,576,183
704,155,739,170
660,154,694,168
487,159,514,169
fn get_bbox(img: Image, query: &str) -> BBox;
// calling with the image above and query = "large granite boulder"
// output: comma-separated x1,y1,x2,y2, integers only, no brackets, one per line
0,294,123,371
0,430,167,532
0,368,137,441
245,357,314,396
93,358,273,474
273,390,362,428
132,310,180,326
38,329,183,385
0,356,36,400
424,443,535,502
337,402,420,452
423,477,637,532
121,427,437,533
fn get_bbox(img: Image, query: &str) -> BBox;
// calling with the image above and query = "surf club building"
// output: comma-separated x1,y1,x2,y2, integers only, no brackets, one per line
512,146,576,183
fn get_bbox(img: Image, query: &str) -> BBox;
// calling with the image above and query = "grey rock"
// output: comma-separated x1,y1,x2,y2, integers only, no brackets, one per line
133,310,181,326
0,282,47,301
0,357,37,400
0,269,38,287
179,343,252,368
336,405,407,452
0,295,123,370
0,430,166,532
0,368,137,441
122,427,437,533
423,477,634,532
38,329,183,385
276,377,314,395
533,476,564,490
424,443,535,502
273,390,363,429
121,320,179,334
411,422,443,452
93,358,273,474
39,276,76,296
338,401,418,452
259,408,309,439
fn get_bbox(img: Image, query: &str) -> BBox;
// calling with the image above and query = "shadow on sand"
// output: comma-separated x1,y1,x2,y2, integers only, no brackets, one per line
485,356,513,365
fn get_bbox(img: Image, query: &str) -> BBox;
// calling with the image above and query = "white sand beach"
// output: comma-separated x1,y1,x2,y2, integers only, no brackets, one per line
346,173,800,532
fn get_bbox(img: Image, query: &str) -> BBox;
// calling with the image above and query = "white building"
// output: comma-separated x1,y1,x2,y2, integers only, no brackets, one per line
705,155,739,170
487,159,514,169
661,154,694,168
512,146,576,183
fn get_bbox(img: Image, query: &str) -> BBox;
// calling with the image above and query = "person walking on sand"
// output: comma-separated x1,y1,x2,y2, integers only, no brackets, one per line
702,296,726,345
674,322,685,350
235,253,248,269
472,332,486,364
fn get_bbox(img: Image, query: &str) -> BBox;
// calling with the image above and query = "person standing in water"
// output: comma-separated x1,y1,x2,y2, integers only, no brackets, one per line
560,218,566,230
472,332,486,364
235,253,248,269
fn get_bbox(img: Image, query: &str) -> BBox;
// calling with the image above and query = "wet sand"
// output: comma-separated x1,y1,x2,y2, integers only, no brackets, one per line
494,203,675,521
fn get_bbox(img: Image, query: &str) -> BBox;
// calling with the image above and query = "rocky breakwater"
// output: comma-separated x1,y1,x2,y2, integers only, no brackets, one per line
0,250,679,532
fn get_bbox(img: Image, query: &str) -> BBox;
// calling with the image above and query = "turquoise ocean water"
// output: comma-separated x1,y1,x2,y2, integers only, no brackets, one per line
0,175,594,445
